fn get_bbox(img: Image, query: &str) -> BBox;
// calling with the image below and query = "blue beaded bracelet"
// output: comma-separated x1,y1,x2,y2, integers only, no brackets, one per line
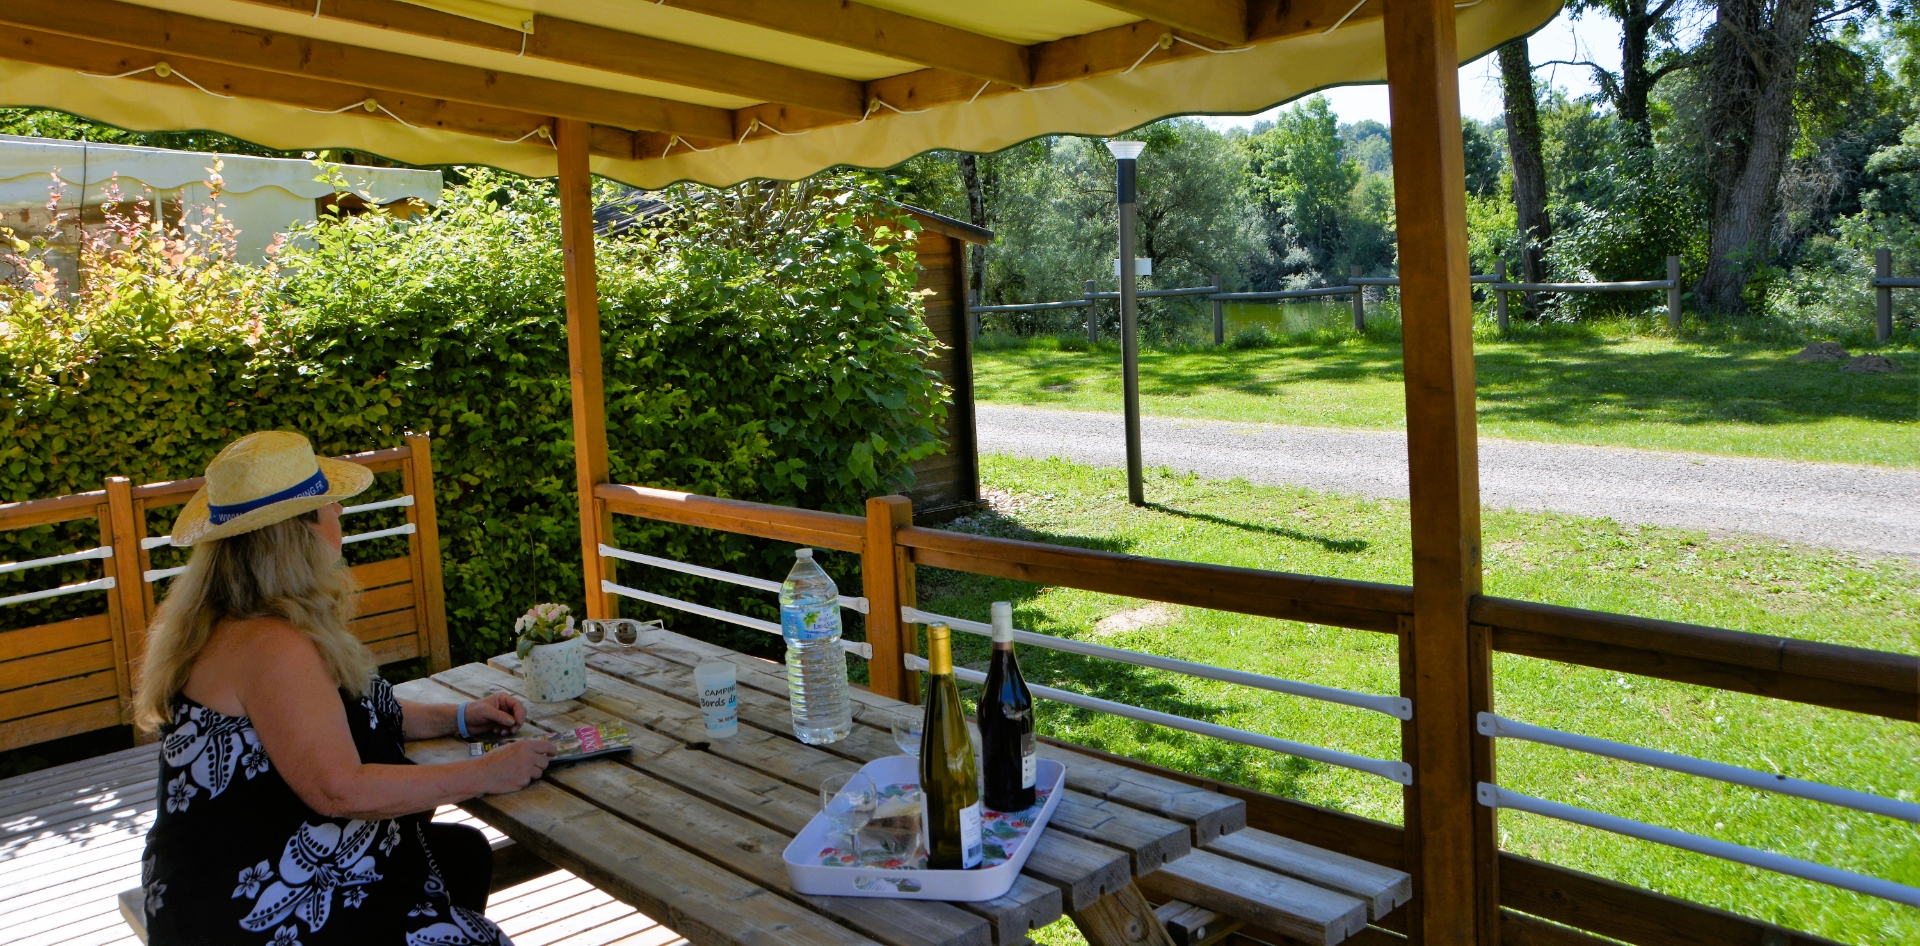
455,701,472,740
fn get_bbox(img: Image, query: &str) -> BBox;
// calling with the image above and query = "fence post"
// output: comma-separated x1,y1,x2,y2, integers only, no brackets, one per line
403,434,452,671
1877,248,1894,343
1667,256,1682,331
1211,273,1225,346
102,478,144,729
1351,265,1365,332
862,496,919,703
1494,260,1508,333
1084,280,1099,344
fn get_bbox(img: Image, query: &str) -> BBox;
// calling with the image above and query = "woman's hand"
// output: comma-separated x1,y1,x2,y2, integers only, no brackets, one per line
462,693,528,738
477,740,557,794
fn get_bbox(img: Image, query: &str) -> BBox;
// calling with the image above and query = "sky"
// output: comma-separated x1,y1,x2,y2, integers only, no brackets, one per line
1201,9,1625,131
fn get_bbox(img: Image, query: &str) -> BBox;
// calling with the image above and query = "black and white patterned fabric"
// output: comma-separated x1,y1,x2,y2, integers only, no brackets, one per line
142,679,511,946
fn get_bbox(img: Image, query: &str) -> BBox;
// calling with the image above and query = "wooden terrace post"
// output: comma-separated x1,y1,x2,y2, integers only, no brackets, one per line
403,434,452,671
1384,0,1498,941
102,478,143,726
1875,248,1893,343
1351,265,1366,332
556,117,618,620
862,496,919,703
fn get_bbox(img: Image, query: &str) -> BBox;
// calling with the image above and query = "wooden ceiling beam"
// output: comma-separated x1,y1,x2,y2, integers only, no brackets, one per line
0,0,736,139
231,0,866,118
1082,0,1250,45
660,0,1031,89
0,25,649,159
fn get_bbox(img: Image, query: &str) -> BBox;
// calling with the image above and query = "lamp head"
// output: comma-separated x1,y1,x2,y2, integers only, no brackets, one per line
1104,140,1147,161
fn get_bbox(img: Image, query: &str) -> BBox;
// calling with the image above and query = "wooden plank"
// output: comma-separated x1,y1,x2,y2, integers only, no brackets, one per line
1500,910,1618,946
861,496,913,703
1071,882,1179,946
1047,792,1189,876
0,699,121,752
412,736,886,946
1153,901,1241,946
350,609,416,643
366,635,421,665
0,490,104,529
941,233,980,510
1498,853,1849,946
558,119,618,622
1202,830,1409,920
894,527,1409,634
1083,1,1249,44
353,582,416,618
350,556,414,590
661,0,1030,88
403,434,452,672
1136,852,1368,946
0,743,153,808
0,0,736,139
0,671,119,721
0,615,112,662
596,484,866,554
0,642,116,693
103,478,143,725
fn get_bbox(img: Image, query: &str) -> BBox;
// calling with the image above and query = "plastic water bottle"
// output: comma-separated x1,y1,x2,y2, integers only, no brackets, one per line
780,549,852,744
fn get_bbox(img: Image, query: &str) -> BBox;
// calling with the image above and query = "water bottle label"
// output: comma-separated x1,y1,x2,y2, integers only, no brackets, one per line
959,803,984,868
782,600,841,641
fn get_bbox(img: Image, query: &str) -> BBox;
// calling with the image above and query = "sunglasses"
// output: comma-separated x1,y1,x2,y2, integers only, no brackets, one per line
579,618,663,647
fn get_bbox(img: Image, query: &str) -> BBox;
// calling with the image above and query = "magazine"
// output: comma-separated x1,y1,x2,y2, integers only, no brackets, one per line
468,721,633,763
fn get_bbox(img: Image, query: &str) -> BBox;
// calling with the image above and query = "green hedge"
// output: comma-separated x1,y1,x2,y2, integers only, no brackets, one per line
1,171,947,662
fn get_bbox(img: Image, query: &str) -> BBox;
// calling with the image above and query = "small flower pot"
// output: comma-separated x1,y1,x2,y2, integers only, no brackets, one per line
523,636,587,702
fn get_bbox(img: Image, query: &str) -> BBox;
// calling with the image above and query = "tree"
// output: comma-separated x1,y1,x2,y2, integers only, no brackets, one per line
1244,96,1359,284
1696,0,1822,311
960,154,987,306
1551,0,1698,142
1462,119,1505,197
1500,39,1555,297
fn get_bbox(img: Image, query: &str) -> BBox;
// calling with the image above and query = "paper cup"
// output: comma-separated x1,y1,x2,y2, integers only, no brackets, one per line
694,661,739,738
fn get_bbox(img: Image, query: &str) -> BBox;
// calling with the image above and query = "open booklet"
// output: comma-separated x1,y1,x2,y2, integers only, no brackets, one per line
468,721,633,763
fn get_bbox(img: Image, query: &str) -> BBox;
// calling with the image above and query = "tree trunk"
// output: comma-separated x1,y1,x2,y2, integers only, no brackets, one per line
1696,0,1817,313
960,153,987,304
1618,0,1654,138
1499,38,1552,311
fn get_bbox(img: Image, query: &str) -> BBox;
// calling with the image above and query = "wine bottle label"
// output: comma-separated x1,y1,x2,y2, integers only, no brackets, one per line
959,802,984,869
1021,738,1037,789
781,600,841,641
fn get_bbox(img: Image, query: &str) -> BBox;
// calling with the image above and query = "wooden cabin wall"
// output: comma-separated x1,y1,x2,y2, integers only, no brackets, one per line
905,231,981,519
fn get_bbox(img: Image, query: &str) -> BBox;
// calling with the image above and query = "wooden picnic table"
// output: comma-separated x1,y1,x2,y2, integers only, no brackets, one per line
396,626,1409,946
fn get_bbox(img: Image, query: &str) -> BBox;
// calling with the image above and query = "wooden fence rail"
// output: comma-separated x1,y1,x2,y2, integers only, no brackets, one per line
595,482,1913,946
0,435,451,751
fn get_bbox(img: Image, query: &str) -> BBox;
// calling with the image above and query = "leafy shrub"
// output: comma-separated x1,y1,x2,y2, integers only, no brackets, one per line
1229,325,1277,349
1,169,947,661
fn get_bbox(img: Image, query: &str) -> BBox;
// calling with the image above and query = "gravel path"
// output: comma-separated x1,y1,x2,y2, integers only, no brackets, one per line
975,404,1920,558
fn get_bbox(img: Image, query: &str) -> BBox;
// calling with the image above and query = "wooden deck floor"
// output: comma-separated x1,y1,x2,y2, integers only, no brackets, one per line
0,744,684,946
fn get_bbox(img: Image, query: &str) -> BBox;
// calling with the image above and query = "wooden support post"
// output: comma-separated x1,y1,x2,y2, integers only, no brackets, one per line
1494,260,1508,333
1115,152,1145,508
1086,279,1100,343
862,496,918,703
1351,265,1366,332
403,433,453,671
556,117,617,620
1070,881,1178,946
1210,273,1225,346
1875,247,1893,344
102,480,143,726
1384,0,1496,940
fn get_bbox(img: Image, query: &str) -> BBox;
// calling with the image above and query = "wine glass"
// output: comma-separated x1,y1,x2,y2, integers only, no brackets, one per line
820,772,878,860
890,708,925,758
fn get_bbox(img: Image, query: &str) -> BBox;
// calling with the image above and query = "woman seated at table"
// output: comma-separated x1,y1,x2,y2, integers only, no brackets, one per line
134,431,557,946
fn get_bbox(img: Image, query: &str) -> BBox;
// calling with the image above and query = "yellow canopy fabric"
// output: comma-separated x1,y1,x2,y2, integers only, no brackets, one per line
0,0,1562,188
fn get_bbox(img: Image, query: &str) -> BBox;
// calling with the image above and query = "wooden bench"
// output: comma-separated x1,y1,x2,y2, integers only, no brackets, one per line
0,435,451,753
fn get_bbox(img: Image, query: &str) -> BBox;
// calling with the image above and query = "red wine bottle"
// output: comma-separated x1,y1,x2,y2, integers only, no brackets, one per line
979,601,1037,812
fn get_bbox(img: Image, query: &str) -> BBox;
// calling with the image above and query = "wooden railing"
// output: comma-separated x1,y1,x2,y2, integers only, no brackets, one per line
595,481,1915,946
0,435,451,751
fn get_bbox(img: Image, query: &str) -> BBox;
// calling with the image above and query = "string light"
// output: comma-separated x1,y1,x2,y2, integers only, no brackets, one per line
306,97,417,128
81,62,234,99
493,125,552,145
1122,33,1175,74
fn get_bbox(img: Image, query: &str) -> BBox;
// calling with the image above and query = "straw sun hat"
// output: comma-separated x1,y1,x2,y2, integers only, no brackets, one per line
170,431,372,546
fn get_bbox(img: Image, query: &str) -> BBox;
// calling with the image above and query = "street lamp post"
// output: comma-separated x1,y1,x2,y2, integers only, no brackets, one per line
1107,139,1147,507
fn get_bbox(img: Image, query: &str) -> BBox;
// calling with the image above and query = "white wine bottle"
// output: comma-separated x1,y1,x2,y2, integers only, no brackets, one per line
979,601,1036,812
919,623,984,869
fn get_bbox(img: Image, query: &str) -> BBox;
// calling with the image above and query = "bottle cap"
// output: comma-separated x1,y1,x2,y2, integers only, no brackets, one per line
990,601,1014,643
926,623,953,674
795,548,813,560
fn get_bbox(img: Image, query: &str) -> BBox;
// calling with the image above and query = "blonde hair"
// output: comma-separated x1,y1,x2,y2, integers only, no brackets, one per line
134,511,374,729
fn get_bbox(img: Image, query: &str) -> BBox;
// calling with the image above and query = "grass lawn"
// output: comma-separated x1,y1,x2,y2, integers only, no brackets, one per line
927,455,1920,943
971,333,1920,466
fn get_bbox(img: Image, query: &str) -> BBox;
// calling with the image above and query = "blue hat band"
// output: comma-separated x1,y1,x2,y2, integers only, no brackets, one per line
207,468,331,525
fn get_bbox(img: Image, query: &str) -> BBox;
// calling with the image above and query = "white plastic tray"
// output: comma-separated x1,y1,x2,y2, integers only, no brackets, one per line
782,755,1066,900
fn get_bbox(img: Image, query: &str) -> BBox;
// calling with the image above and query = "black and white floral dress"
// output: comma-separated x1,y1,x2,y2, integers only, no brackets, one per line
141,679,511,946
